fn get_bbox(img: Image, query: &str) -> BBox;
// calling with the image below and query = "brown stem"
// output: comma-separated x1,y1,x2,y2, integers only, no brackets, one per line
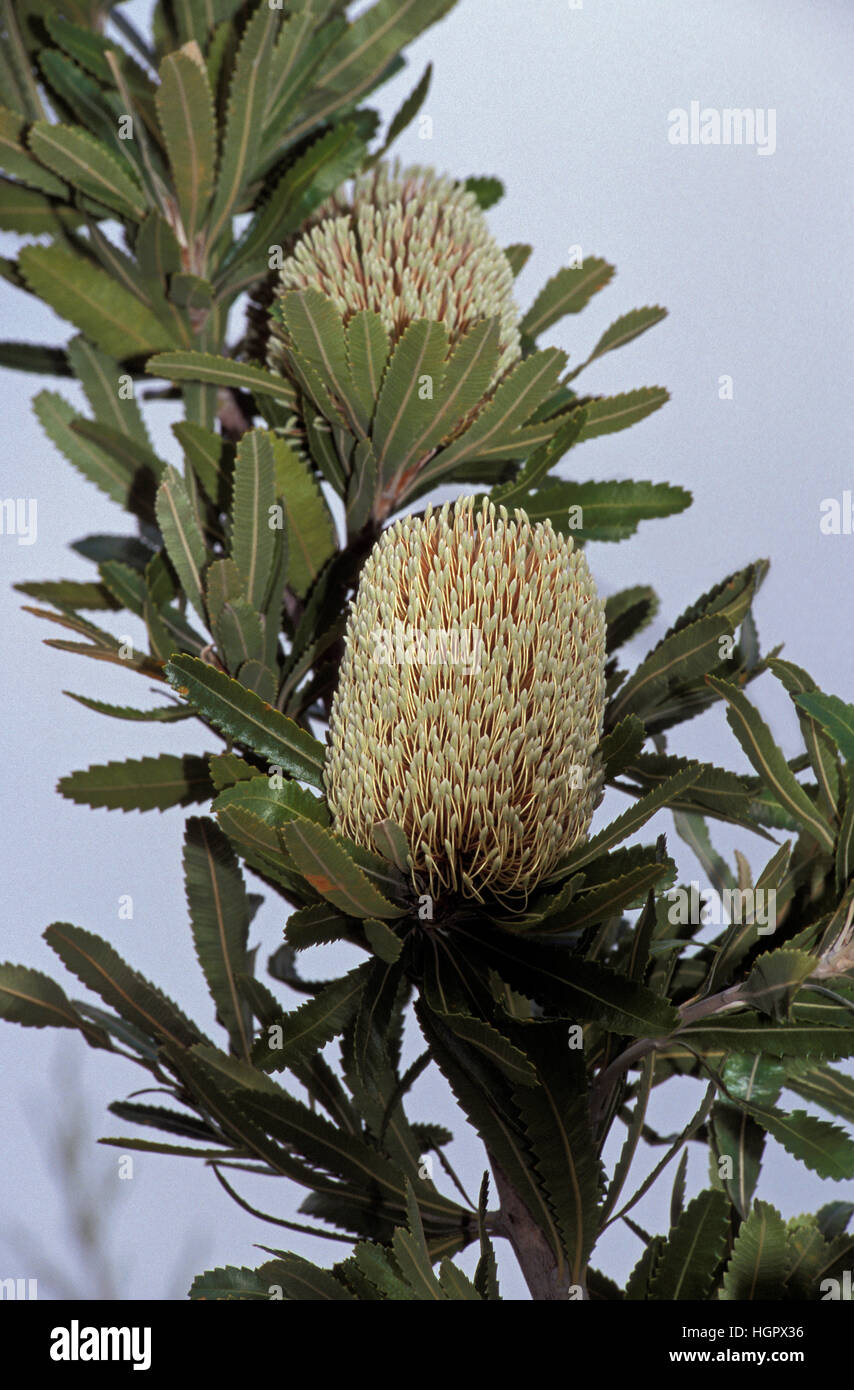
590,983,745,1127
489,1155,583,1301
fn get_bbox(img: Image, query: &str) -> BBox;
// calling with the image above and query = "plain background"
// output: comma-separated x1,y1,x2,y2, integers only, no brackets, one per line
1,0,852,1300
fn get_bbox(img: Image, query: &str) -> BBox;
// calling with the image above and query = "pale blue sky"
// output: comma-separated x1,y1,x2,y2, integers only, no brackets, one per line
1,0,852,1299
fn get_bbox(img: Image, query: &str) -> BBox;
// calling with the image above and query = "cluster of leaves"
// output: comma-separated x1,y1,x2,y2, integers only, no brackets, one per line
2,0,853,1300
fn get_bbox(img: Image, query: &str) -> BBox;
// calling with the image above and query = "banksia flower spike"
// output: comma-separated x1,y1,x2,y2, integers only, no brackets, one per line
265,163,525,523
268,161,521,381
324,496,607,906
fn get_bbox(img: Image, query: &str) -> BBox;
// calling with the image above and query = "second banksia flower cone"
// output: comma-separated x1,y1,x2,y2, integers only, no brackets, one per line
324,497,607,903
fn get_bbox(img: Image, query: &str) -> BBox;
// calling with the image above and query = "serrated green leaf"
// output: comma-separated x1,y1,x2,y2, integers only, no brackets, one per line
156,465,208,622
28,120,144,219
794,691,854,765
63,691,192,723
421,348,566,482
165,655,325,787
230,429,278,611
19,245,174,358
516,478,691,541
146,351,297,411
371,318,449,490
205,4,276,249
720,1201,789,1301
281,820,405,920
58,752,214,813
395,317,502,498
252,964,368,1072
189,1266,268,1300
270,434,336,597
32,389,151,513
708,675,836,853
787,1063,854,1128
0,961,108,1048
610,617,732,726
45,922,205,1050
156,50,215,244
213,775,328,829
184,817,252,1060
647,1189,730,1300
569,305,667,380
66,335,151,449
748,1106,854,1180
767,659,840,821
575,387,669,439
519,258,614,339
677,1013,854,1059
554,766,701,875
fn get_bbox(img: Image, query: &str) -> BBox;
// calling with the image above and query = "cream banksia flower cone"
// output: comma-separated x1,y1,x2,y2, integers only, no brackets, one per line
324,497,607,905
268,161,521,383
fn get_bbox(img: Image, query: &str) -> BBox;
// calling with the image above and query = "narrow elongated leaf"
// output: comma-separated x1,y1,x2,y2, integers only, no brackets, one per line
748,1107,854,1180
58,752,214,813
516,478,691,541
372,319,450,488
555,766,701,874
165,655,325,787
19,246,174,357
156,465,208,621
422,348,566,480
610,617,731,725
677,1013,854,1059
573,306,668,377
392,317,501,483
270,435,336,597
345,308,390,427
787,1064,854,1127
213,776,329,829
767,659,840,819
156,50,215,243
794,691,854,764
45,923,204,1049
520,258,614,338
377,61,431,155
647,1189,730,1300
33,390,149,511
511,1043,601,1282
575,388,669,439
28,121,145,219
281,289,365,436
281,821,405,920
708,676,836,853
720,1201,789,1300
66,336,151,448
460,928,678,1036
231,430,277,611
0,962,108,1047
146,351,297,410
221,122,366,295
184,818,252,1060
63,692,192,723
0,106,67,195
711,1054,783,1218
252,965,368,1072
206,4,275,248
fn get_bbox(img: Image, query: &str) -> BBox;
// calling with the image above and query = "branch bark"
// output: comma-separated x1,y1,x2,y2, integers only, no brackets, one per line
489,1154,583,1301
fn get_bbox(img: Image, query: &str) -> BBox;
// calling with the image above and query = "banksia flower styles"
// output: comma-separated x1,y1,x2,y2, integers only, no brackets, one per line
268,162,521,381
264,163,528,524
324,496,607,904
